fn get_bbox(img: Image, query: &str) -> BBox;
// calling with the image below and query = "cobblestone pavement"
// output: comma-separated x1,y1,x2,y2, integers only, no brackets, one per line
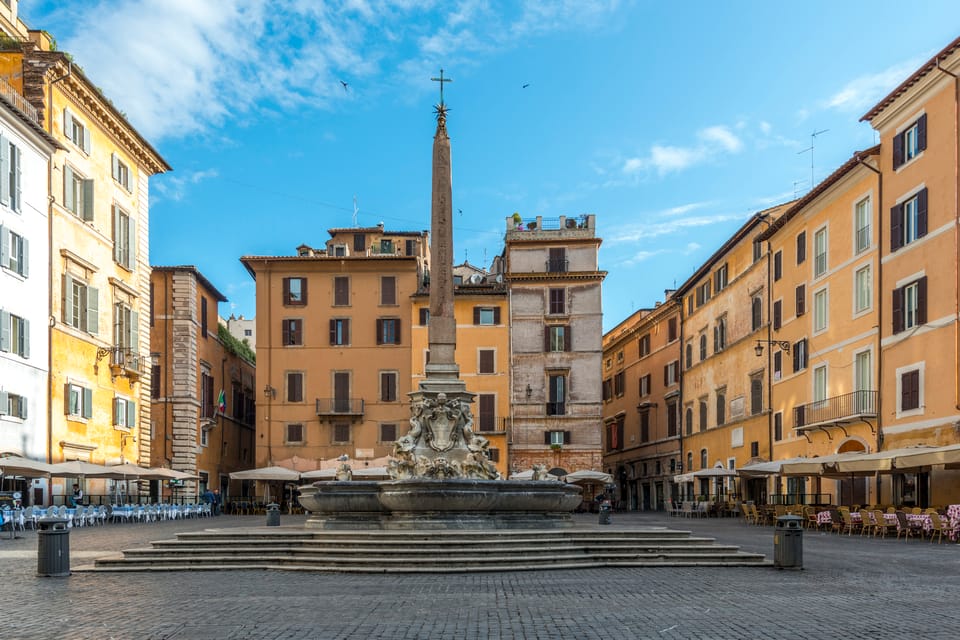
1,511,959,639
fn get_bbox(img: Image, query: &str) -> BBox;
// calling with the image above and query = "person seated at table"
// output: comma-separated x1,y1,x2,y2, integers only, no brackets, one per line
69,484,83,507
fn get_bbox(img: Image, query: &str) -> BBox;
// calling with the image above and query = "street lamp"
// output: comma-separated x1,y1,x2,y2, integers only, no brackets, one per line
754,340,791,357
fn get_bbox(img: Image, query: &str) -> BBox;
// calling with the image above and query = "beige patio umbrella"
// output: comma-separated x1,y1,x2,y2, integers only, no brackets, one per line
893,444,960,469
0,455,54,477
230,466,301,503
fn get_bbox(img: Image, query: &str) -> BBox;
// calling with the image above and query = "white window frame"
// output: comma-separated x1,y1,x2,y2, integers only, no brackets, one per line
854,264,872,315
548,325,566,352
904,121,919,162
113,396,136,429
0,310,28,358
813,287,828,334
64,107,91,154
813,225,828,279
66,382,92,419
813,364,828,408
549,430,565,446
1,226,28,276
854,196,871,254
0,390,27,419
895,361,925,419
111,152,132,192
904,281,920,330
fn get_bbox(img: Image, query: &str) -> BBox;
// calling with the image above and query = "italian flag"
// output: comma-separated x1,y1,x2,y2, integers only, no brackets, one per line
217,389,226,415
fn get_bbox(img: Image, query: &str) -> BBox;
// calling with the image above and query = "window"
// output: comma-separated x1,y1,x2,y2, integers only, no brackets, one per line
64,108,90,153
380,276,396,305
773,351,782,381
687,452,693,474
283,277,307,305
700,449,707,470
65,383,92,419
753,241,762,263
793,338,808,372
614,371,624,397
332,423,350,444
813,227,827,277
667,400,678,437
795,284,805,317
113,302,138,354
773,250,782,281
685,342,692,368
639,410,650,443
890,189,928,251
796,231,806,264
699,334,707,360
380,239,394,254
900,369,920,411
547,374,566,415
405,239,416,256
639,333,650,357
286,423,304,444
282,318,303,345
474,306,500,325
773,300,782,331
0,310,29,357
713,264,728,292
716,390,726,426
602,378,612,402
377,318,401,345
750,375,763,415
813,365,827,404
329,318,350,345
751,296,762,331
286,372,303,402
419,307,429,326
487,448,500,463
893,277,927,333
547,247,567,273
111,206,136,269
855,198,871,253
813,288,828,333
478,394,495,431
201,297,208,338
113,397,136,429
353,233,366,252
1,137,20,212
0,227,27,276
201,371,214,419
855,266,871,313
379,423,397,442
698,399,707,432
685,406,693,436
548,288,566,315
667,317,678,342
244,329,252,336
687,295,693,315
111,153,131,191
713,318,726,352
0,391,27,419
546,430,568,446
774,412,783,441
750,441,759,457
478,349,495,374
545,325,570,352
664,360,678,386
696,281,711,306
606,418,624,451
64,165,94,221
893,114,926,169
380,371,398,402
151,364,161,399
334,276,350,306
639,374,651,397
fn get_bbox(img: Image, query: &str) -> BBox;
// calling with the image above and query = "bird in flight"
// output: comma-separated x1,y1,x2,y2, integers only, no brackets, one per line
522,83,530,88
340,80,349,91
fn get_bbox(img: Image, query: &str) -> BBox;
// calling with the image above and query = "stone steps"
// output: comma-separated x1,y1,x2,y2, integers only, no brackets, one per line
79,526,769,572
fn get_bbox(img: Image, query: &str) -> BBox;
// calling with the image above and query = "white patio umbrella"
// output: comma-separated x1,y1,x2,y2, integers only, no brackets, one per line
0,455,54,477
564,470,613,484
301,466,390,480
48,460,128,478
230,466,301,503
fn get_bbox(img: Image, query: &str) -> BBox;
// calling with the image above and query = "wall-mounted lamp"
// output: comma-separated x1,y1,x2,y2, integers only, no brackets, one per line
264,384,276,399
525,384,532,399
754,340,791,357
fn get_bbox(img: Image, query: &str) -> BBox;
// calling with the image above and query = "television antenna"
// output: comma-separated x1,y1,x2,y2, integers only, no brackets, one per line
352,195,359,227
797,129,829,191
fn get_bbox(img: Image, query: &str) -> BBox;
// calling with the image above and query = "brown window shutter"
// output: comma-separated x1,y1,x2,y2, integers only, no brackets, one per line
282,320,290,345
917,188,928,237
419,307,429,325
493,307,501,324
544,431,551,445
344,319,350,345
329,319,336,345
797,232,806,264
376,319,383,345
893,131,904,169
890,204,903,251
773,300,782,330
300,278,308,305
395,319,401,344
774,251,782,281
663,365,668,387
544,326,551,352
564,325,572,351
796,285,805,316
473,306,480,325
282,278,291,304
563,430,571,444
917,277,928,325
917,113,927,151
892,286,904,333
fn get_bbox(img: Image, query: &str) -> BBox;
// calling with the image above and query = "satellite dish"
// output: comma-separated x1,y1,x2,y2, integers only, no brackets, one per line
495,274,503,283
469,274,483,284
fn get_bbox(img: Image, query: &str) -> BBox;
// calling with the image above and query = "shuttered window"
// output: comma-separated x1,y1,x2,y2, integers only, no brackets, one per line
334,276,350,306
795,284,805,316
892,114,927,169
900,370,920,411
286,372,303,402
890,188,928,251
282,318,303,345
478,349,495,374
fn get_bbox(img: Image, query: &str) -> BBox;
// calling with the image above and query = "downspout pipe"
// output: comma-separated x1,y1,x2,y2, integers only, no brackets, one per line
676,296,684,482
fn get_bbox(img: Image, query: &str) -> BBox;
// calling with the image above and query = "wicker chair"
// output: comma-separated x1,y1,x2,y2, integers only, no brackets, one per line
872,510,896,538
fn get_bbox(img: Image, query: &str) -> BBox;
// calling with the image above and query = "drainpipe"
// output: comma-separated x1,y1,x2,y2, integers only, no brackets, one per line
934,61,960,411
676,296,684,484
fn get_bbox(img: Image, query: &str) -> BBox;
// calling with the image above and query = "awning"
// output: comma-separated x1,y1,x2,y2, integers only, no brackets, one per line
893,444,960,469
509,469,563,481
0,455,55,477
145,467,198,481
229,466,301,481
564,470,613,484
737,457,811,477
673,466,737,483
48,460,131,478
301,466,390,480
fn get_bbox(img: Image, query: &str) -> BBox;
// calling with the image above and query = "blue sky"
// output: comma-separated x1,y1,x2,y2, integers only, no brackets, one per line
20,1,960,332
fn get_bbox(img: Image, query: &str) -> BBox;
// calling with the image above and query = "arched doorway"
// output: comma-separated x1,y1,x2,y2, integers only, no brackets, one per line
835,439,868,506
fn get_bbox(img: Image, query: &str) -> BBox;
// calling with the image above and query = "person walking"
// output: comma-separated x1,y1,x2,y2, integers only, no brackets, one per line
212,488,221,516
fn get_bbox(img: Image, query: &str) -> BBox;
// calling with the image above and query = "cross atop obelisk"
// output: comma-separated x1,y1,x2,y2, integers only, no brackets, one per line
431,68,452,106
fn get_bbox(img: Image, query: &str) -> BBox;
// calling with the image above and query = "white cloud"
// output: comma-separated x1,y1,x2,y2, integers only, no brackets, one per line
759,121,772,135
662,202,712,217
48,0,620,142
621,249,665,266
621,124,744,178
699,126,742,153
154,168,220,202
684,242,701,254
824,58,924,113
606,212,746,245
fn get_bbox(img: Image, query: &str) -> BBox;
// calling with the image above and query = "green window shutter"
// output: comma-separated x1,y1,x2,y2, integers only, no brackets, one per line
127,215,137,268
82,179,94,222
82,387,93,419
111,153,119,181
0,390,7,415
127,400,136,428
86,286,99,334
113,398,121,425
63,165,74,212
0,133,8,206
63,108,73,142
0,309,9,352
63,273,74,326
112,206,122,263
18,395,26,419
0,225,8,266
130,310,139,353
82,122,91,154
20,236,27,277
11,144,19,211
21,318,28,358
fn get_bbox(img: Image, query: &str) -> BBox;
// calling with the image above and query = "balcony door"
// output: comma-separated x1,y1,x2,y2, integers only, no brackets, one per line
854,350,872,413
333,372,350,412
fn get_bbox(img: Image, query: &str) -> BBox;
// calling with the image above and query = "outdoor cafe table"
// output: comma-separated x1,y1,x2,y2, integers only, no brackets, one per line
816,509,956,537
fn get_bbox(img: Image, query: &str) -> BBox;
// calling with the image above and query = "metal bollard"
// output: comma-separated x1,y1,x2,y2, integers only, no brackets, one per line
37,517,71,577
266,503,281,527
774,514,804,569
598,501,612,525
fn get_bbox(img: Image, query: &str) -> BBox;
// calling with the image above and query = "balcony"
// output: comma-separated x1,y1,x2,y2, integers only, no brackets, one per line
316,397,365,421
793,390,877,437
477,416,511,434
98,346,150,381
545,259,568,273
546,402,566,416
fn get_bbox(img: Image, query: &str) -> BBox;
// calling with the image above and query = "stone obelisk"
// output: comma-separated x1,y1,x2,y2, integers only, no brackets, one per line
387,72,497,480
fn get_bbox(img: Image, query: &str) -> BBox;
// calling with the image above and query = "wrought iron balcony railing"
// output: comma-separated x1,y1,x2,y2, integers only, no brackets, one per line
477,416,511,433
97,346,150,379
793,390,877,430
546,402,566,416
315,397,365,417
545,259,568,273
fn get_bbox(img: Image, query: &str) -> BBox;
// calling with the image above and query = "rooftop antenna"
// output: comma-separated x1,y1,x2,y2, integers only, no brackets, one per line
482,248,487,268
797,129,829,191
352,195,359,227
793,179,808,199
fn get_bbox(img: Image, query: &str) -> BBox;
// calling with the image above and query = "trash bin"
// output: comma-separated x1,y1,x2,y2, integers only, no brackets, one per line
37,517,71,577
774,514,804,569
266,503,280,527
598,501,612,525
